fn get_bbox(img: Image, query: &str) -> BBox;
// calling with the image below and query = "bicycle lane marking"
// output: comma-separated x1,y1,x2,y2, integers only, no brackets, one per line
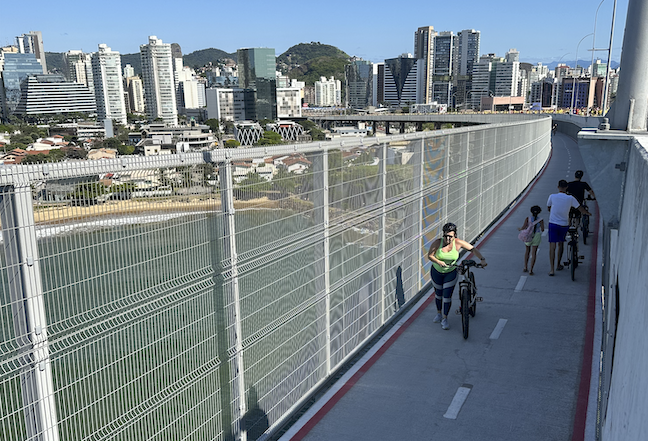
514,276,527,292
443,384,473,419
489,319,508,340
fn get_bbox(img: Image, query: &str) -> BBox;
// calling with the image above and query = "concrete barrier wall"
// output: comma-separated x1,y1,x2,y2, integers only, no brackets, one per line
600,137,648,440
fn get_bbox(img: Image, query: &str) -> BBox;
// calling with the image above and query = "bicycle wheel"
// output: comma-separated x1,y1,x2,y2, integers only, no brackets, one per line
469,273,477,317
571,242,577,281
461,286,470,339
582,216,589,245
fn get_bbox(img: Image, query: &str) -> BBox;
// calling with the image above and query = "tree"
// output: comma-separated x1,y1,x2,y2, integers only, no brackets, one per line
257,131,282,146
102,137,122,149
205,118,221,135
224,139,240,148
117,144,135,155
299,120,325,141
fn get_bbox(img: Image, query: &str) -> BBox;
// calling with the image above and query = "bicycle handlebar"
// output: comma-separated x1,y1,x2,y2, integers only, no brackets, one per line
450,259,484,273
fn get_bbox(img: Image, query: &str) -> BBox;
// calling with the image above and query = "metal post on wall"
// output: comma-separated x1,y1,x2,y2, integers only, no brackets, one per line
0,184,60,441
219,159,247,441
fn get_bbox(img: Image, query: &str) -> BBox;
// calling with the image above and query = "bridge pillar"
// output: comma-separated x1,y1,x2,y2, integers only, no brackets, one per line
416,122,423,131
400,122,405,133
385,122,391,135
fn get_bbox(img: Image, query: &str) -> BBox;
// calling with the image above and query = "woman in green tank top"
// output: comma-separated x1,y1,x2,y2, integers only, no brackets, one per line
427,223,487,330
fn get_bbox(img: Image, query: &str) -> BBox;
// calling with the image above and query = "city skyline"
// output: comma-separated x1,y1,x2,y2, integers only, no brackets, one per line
1,0,629,65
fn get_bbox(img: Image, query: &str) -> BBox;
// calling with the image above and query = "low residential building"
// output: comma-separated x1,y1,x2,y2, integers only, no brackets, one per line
87,148,118,160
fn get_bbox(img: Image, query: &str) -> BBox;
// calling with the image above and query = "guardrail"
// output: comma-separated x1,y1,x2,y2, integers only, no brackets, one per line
0,115,551,441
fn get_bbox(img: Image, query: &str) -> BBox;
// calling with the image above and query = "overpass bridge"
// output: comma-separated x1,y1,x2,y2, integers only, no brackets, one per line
310,113,536,135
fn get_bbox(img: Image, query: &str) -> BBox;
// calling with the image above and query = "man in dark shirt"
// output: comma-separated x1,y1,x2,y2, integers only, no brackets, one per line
567,170,596,204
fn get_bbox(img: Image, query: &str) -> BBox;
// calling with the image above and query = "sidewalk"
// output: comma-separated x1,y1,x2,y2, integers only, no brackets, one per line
279,132,600,441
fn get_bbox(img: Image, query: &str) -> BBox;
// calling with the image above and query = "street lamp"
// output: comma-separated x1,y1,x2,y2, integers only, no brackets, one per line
571,33,594,115
588,0,606,115
602,0,618,115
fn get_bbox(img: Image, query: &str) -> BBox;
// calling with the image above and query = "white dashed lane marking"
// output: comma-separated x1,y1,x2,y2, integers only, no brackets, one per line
515,276,527,292
444,385,472,419
489,319,508,340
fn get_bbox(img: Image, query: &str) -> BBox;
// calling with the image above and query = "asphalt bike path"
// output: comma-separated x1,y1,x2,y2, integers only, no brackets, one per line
280,132,599,441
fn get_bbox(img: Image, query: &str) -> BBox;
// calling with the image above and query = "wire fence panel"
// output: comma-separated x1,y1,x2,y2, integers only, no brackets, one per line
0,117,551,441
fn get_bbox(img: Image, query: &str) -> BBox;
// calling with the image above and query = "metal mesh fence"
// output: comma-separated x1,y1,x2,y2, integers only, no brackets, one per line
0,117,551,441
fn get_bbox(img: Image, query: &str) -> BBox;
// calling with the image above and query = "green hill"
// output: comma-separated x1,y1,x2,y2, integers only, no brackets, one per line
277,42,348,69
183,48,236,68
277,43,350,86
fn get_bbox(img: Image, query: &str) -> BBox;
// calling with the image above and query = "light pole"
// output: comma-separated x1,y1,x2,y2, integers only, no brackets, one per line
571,33,594,115
602,0,618,115
589,0,606,115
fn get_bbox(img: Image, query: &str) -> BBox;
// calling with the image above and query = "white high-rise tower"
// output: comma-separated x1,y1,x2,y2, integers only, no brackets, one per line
91,44,127,125
140,36,178,126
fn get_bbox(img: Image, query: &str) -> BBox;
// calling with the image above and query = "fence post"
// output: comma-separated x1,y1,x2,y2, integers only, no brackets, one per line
219,160,247,441
378,143,387,322
415,138,425,291
0,184,59,441
312,150,331,374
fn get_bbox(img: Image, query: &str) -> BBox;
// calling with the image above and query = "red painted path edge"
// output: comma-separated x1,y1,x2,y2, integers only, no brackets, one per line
571,203,600,441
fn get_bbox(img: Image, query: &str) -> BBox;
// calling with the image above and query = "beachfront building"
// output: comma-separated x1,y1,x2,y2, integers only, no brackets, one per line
91,44,127,125
140,36,178,126
14,74,96,116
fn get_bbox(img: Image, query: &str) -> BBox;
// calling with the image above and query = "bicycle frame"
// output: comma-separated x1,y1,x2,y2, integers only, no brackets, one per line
454,260,483,339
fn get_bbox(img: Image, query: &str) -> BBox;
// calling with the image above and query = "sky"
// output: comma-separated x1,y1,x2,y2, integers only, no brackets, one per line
1,0,629,66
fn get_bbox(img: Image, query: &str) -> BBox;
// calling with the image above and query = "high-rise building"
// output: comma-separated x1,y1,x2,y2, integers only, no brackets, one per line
91,44,127,125
205,87,251,121
64,50,94,98
431,32,455,105
140,36,178,126
15,74,96,115
0,52,44,120
123,64,135,79
454,29,480,108
16,31,46,73
314,76,341,106
414,26,437,104
237,47,277,121
345,58,373,109
494,49,521,97
125,76,145,113
383,54,421,107
471,54,497,109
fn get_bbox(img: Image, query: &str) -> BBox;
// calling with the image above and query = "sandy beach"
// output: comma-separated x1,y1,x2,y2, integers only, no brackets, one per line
31,196,285,225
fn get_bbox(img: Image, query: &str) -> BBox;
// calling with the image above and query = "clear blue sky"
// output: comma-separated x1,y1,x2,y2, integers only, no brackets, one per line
1,0,628,65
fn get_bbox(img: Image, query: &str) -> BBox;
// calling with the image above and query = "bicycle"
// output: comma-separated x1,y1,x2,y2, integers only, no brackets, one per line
564,217,585,281
453,260,484,339
581,196,595,245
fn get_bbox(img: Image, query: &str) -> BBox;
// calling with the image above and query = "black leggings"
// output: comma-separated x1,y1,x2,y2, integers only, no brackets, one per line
431,268,457,316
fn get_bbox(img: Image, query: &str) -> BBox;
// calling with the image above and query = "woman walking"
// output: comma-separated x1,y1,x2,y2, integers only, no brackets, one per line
427,223,487,330
518,205,545,275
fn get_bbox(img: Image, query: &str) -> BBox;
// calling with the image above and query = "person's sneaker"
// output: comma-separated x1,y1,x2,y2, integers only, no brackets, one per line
441,318,449,330
433,313,442,323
